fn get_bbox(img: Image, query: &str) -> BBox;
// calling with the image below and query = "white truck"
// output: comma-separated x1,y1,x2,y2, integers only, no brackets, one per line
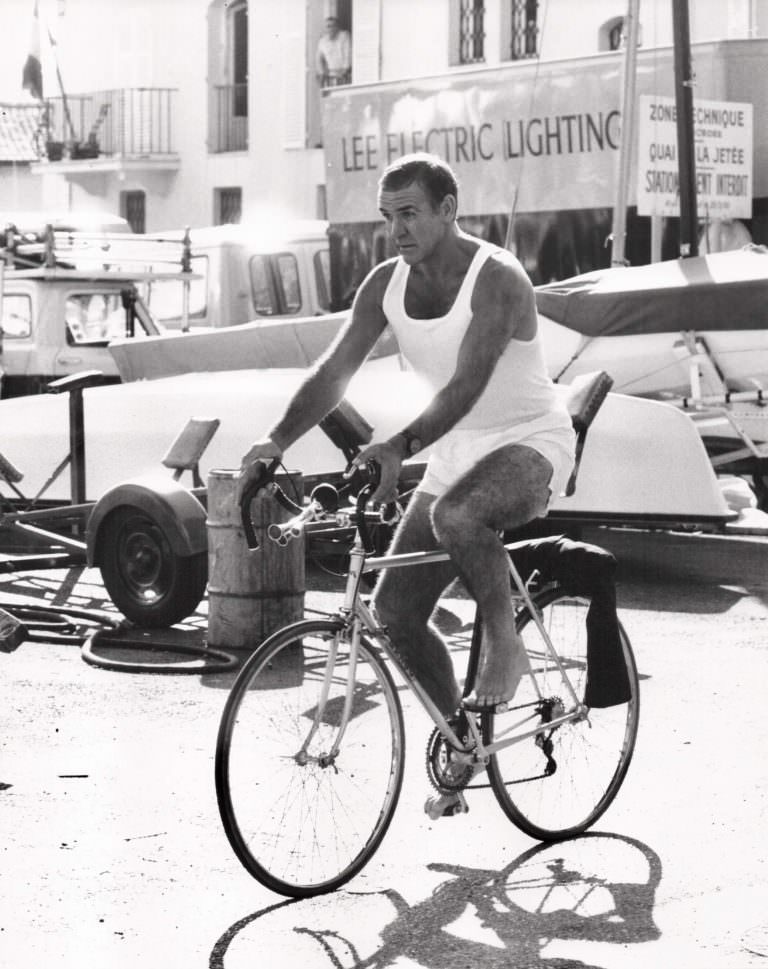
141,220,332,329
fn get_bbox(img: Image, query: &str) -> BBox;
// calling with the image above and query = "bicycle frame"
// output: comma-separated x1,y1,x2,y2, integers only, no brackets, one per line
315,527,590,767
221,467,638,897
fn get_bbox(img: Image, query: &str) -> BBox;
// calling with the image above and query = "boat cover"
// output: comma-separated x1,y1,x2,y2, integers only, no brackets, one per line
535,247,768,337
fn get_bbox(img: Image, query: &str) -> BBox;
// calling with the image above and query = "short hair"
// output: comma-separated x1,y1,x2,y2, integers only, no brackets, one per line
378,153,459,211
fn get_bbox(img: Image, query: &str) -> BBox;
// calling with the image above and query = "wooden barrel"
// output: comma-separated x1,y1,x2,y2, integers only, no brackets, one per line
206,469,305,650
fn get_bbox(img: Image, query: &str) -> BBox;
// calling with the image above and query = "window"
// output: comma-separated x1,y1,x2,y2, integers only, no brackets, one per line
315,4,352,89
249,256,280,316
608,18,624,50
215,187,243,225
120,190,146,233
231,1,248,117
598,16,641,52
248,253,303,316
307,0,359,148
275,253,301,313
208,0,249,152
65,292,126,345
0,294,32,338
509,0,539,59
458,0,485,64
313,249,331,312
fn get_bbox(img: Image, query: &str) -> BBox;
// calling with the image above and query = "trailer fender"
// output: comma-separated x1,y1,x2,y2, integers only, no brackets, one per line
87,473,207,566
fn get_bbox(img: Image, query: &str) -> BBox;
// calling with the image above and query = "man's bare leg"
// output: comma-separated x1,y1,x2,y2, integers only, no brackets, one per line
430,445,553,710
372,492,462,718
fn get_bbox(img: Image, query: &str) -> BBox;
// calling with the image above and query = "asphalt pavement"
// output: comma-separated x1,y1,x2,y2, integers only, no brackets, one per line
1,524,767,969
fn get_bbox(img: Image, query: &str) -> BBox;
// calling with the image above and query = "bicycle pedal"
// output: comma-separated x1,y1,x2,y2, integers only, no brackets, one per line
424,791,469,820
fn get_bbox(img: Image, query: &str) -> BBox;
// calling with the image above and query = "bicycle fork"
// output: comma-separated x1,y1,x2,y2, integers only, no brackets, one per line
294,541,371,768
294,624,359,769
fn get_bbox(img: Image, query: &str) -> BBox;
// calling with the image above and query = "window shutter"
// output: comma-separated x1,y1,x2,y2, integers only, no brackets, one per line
281,30,306,148
352,0,381,84
115,10,153,86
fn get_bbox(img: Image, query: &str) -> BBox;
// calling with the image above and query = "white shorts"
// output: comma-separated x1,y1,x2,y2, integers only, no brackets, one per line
416,413,576,509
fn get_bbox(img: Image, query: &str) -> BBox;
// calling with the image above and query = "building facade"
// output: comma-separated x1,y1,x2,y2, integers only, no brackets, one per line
1,0,765,297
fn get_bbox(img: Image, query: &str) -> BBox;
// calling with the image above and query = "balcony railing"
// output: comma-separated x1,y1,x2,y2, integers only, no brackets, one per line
210,83,248,153
38,88,177,160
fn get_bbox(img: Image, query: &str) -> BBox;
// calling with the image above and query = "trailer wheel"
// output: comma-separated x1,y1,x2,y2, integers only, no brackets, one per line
100,506,207,627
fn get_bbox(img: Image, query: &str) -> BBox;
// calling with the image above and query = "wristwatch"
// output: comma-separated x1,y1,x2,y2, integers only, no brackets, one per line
398,428,422,456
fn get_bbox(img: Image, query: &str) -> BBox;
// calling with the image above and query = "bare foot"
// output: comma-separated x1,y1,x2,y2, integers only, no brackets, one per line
463,647,530,711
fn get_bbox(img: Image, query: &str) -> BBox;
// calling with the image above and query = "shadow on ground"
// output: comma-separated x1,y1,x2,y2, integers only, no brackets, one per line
209,832,662,969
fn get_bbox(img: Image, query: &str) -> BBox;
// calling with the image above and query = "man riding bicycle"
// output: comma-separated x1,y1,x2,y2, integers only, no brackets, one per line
237,151,575,727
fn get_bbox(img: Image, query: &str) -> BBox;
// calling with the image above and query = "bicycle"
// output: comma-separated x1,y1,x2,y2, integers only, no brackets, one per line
215,457,640,900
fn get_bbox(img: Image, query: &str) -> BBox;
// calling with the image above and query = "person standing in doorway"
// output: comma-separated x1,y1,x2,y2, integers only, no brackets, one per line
315,16,351,87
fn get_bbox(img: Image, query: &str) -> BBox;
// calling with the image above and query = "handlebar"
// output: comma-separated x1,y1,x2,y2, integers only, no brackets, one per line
239,458,298,550
267,499,323,547
238,459,402,552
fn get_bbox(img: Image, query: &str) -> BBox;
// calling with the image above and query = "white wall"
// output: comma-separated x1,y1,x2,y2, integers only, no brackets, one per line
380,0,449,79
374,0,763,76
244,0,325,223
0,0,763,229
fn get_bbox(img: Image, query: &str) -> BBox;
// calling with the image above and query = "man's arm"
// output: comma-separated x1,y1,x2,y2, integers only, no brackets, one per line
352,254,535,501
237,261,395,499
266,262,393,450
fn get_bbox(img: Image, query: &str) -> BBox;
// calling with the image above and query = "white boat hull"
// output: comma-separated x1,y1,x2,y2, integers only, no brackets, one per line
0,359,732,526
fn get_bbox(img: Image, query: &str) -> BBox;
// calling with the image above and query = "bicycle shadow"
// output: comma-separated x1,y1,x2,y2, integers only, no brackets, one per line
209,832,662,969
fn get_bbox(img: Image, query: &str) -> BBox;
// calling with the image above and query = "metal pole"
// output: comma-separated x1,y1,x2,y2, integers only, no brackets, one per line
47,29,77,144
181,227,192,333
610,0,640,267
672,0,698,257
69,387,86,507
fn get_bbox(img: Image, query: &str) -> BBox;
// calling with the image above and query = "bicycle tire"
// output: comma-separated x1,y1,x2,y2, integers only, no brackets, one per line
215,617,405,898
485,586,639,841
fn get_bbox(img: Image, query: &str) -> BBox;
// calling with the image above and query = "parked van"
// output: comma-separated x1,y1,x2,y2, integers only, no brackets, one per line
141,220,332,329
0,219,333,396
0,269,160,397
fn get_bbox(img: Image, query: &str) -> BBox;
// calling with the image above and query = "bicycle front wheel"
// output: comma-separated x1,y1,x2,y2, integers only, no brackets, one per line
486,587,639,841
215,618,405,898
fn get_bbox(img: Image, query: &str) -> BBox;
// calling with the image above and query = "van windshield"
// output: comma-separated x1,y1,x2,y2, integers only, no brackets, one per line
0,294,32,338
65,292,127,344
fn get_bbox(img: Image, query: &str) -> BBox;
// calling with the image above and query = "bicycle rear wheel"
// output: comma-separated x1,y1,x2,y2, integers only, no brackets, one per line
215,618,405,898
485,587,639,841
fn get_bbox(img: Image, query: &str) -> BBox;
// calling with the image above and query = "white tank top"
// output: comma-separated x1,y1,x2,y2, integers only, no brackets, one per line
382,241,569,432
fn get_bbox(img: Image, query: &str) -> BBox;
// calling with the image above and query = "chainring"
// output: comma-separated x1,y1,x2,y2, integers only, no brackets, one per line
425,726,474,793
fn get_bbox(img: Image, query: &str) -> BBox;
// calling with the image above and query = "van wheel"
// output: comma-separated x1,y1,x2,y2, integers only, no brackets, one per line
99,506,207,627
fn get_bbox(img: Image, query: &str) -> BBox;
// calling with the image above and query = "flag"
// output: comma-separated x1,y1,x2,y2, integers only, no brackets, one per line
21,0,43,100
